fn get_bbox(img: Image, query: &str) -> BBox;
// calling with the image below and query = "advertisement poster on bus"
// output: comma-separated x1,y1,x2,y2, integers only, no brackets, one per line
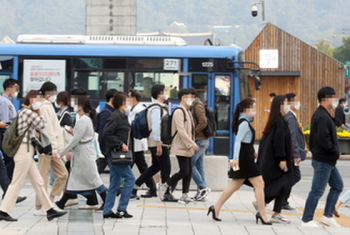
23,60,66,95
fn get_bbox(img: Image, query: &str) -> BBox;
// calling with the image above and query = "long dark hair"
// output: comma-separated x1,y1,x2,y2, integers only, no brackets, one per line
77,96,96,121
231,98,255,133
263,95,286,135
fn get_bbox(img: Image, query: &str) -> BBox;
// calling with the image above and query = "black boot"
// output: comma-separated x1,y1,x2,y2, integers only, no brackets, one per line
141,189,157,198
46,208,67,221
0,211,17,222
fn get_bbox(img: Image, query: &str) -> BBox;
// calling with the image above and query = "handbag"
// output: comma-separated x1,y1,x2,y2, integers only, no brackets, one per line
111,131,133,165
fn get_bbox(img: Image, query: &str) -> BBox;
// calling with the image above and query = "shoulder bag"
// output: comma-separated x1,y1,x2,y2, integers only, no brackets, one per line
111,131,133,165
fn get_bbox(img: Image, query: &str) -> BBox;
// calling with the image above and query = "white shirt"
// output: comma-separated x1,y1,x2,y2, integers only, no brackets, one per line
128,103,148,152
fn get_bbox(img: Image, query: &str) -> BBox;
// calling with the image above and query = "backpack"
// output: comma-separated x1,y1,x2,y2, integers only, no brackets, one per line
192,103,217,138
161,107,186,145
2,109,31,157
132,104,163,140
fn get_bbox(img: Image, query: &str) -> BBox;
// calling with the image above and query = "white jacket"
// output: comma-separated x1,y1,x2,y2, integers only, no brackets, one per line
128,103,148,152
40,100,64,152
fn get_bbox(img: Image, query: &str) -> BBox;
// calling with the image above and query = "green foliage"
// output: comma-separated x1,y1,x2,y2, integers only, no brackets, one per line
315,39,334,57
0,0,350,50
333,36,350,63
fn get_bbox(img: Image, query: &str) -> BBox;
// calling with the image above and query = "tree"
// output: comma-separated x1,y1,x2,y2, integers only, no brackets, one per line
315,39,334,57
333,36,350,63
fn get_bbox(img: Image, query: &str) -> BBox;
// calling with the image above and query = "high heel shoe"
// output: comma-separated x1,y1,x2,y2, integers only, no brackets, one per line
255,212,272,225
207,205,222,222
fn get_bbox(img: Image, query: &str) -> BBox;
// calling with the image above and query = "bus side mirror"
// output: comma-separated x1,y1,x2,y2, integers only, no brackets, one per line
254,76,262,90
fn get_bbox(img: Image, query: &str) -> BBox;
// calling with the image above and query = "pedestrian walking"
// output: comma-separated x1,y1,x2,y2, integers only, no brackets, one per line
282,93,306,210
128,89,157,198
334,189,350,217
0,90,67,222
103,92,135,219
158,88,199,203
133,84,176,202
257,95,293,224
0,78,20,180
301,87,343,227
54,96,107,211
335,98,347,129
34,82,68,216
208,98,271,225
188,87,211,201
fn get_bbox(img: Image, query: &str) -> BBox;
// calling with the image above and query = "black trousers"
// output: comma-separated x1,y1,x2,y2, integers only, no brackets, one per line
132,151,156,192
0,157,10,196
0,130,14,180
283,164,301,206
135,146,170,186
266,195,285,213
167,156,192,194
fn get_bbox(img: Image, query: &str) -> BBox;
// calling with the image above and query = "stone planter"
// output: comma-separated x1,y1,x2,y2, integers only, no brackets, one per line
338,138,350,154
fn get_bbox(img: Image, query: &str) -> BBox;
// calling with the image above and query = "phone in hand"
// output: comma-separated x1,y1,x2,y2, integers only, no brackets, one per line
5,122,11,125
232,165,240,171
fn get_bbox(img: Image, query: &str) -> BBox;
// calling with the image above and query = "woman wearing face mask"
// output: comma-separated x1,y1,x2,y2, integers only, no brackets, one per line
103,92,135,219
0,90,67,222
256,95,293,224
208,98,271,225
53,96,107,211
56,91,73,128
34,82,68,216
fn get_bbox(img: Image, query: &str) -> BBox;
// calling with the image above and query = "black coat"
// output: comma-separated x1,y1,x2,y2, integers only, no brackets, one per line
103,109,133,158
257,116,293,198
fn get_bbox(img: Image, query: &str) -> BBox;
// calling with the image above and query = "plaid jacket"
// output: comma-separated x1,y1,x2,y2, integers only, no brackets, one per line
17,108,46,143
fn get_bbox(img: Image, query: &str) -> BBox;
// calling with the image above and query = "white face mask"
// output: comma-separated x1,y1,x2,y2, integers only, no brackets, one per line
160,94,168,100
283,104,291,114
32,102,41,111
123,106,130,113
73,105,79,112
270,98,273,102
12,92,18,98
294,102,301,110
54,102,61,109
332,101,338,109
248,111,256,118
48,95,57,103
186,99,193,106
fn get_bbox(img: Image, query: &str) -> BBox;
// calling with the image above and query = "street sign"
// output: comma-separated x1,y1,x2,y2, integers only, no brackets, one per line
345,61,350,78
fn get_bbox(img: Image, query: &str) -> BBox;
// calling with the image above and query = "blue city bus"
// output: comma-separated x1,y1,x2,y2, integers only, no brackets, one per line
0,35,260,157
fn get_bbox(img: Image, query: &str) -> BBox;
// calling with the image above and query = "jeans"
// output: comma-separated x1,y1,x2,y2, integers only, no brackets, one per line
135,147,170,186
103,157,135,214
302,159,343,222
339,189,350,204
192,140,209,189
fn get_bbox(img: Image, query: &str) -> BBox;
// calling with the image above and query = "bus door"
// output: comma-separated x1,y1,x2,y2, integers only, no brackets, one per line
191,73,236,157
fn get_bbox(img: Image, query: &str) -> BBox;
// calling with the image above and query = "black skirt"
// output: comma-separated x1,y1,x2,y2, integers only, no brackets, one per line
229,142,261,179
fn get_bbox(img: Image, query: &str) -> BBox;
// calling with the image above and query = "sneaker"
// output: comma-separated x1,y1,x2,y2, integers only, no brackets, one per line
301,220,319,227
64,198,79,207
117,210,133,218
196,187,211,201
320,216,341,227
158,183,168,201
282,204,295,210
163,193,178,202
191,190,200,201
33,208,47,216
252,201,258,211
179,194,194,204
270,214,291,224
130,194,140,200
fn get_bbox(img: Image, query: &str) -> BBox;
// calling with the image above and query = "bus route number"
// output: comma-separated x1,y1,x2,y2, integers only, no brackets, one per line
164,59,180,70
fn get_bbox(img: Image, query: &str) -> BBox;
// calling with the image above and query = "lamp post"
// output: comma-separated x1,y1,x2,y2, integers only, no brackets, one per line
252,1,266,24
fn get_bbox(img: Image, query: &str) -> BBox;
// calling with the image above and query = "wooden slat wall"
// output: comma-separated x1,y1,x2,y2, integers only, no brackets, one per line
245,23,344,139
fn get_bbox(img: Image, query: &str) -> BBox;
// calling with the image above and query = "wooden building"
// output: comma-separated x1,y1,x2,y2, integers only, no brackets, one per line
244,22,345,139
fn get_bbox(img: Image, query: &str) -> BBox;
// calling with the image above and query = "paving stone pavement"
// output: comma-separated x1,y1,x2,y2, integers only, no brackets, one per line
1,173,350,235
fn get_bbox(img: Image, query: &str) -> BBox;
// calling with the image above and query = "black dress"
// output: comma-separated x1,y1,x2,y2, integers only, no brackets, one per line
229,119,261,179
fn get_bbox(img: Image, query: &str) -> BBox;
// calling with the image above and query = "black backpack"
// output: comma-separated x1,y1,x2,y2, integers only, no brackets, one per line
161,107,186,145
192,103,217,138
132,104,163,140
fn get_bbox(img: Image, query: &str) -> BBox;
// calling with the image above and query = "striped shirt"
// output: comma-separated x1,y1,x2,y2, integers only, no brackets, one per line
17,108,46,143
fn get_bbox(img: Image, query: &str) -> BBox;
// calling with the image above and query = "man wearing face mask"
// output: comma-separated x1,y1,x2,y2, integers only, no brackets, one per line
0,78,20,180
0,78,27,203
301,87,343,227
335,98,347,130
283,93,306,211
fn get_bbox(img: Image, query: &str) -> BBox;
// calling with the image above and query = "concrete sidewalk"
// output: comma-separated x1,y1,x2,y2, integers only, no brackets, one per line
1,173,350,235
